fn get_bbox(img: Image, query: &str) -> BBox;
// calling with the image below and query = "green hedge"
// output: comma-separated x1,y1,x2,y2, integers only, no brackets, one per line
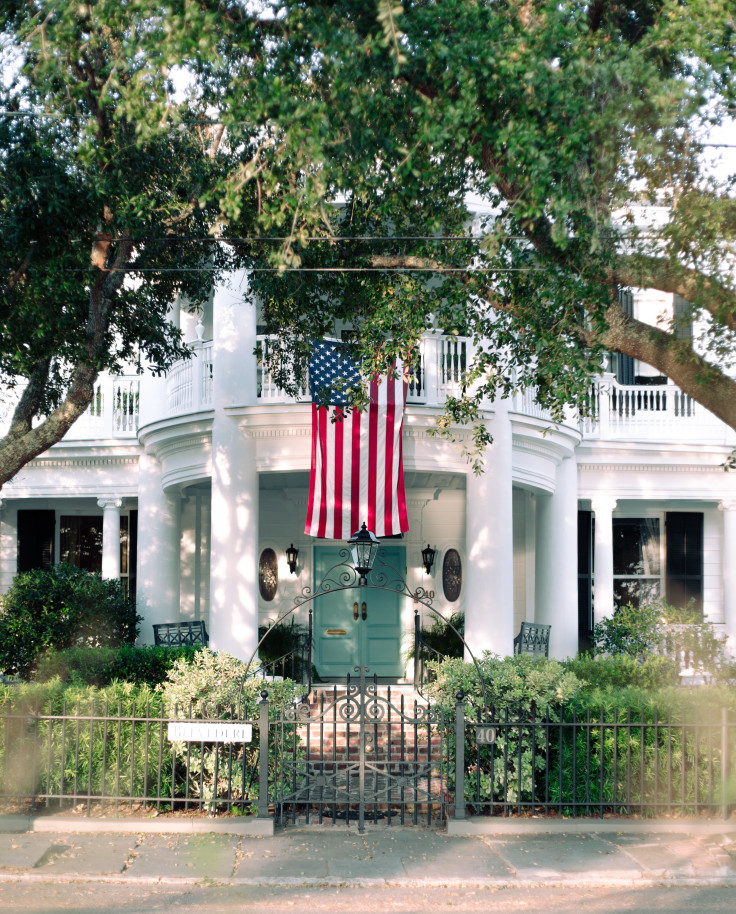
1,653,303,815
428,654,736,813
0,564,140,678
35,645,200,687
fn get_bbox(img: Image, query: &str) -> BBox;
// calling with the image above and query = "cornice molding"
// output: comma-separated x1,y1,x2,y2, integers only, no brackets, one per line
578,462,724,474
249,427,311,440
11,455,139,473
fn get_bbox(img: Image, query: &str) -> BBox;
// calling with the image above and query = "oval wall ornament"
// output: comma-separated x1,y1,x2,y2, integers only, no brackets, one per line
258,548,278,602
442,549,462,602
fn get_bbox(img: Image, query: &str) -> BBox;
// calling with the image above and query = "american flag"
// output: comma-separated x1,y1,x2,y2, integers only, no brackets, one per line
305,340,409,539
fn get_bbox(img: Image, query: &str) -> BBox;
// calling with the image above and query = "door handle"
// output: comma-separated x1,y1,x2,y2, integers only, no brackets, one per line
362,601,367,621
353,602,359,621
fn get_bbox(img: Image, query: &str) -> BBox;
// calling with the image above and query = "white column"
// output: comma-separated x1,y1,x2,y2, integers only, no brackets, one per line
136,450,180,643
97,497,123,580
464,401,514,658
0,500,18,595
591,495,617,627
535,451,579,659
721,499,736,656
208,272,260,660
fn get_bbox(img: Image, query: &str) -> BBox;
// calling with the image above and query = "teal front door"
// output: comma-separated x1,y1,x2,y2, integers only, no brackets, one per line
313,545,405,679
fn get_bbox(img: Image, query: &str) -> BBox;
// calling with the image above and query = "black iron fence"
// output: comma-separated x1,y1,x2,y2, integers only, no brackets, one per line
458,701,735,819
1,694,734,822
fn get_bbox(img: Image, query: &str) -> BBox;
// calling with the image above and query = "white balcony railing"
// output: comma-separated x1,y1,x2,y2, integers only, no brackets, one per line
254,333,470,407
580,377,735,444
0,374,141,441
166,341,214,414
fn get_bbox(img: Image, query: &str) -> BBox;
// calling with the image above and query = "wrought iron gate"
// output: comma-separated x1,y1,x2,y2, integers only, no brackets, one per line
273,667,447,832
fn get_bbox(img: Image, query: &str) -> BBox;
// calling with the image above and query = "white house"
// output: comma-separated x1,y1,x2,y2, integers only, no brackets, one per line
2,274,736,677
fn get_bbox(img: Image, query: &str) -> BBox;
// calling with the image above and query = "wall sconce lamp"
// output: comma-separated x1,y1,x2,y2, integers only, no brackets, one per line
285,543,299,575
421,544,436,576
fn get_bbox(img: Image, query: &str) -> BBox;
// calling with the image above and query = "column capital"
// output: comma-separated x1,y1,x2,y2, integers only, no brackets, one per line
591,495,617,515
720,499,736,513
97,497,123,510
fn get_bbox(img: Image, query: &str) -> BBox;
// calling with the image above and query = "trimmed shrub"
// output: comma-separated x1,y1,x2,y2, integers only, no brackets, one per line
160,649,303,812
0,564,141,678
563,653,681,690
35,644,200,687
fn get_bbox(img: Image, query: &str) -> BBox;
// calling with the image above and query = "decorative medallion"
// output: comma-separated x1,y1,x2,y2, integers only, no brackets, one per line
258,548,278,602
442,549,462,602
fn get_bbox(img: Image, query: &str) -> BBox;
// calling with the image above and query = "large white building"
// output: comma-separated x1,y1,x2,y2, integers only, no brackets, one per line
2,274,735,675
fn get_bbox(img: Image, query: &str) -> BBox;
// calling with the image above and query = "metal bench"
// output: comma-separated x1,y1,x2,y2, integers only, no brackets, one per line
153,620,209,647
513,622,551,658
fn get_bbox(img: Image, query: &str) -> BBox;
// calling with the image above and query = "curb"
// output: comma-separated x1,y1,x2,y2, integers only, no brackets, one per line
0,815,273,836
2,872,736,889
447,816,736,837
2,814,734,837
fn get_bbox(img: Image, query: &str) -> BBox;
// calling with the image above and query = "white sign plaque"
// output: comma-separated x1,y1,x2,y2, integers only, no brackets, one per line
167,722,253,743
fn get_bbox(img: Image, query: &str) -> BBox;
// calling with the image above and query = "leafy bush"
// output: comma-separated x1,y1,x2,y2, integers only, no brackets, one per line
593,601,664,657
426,653,583,806
593,599,726,668
416,610,465,658
35,644,200,687
160,649,303,812
0,564,141,678
257,617,309,679
563,653,681,690
0,679,168,806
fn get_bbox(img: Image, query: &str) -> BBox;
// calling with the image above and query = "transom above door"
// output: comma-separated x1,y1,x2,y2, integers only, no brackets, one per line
313,545,405,679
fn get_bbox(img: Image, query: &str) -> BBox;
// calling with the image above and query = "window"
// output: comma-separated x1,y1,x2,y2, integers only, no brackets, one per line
17,510,55,572
665,512,703,614
610,513,703,612
613,517,661,608
60,516,103,573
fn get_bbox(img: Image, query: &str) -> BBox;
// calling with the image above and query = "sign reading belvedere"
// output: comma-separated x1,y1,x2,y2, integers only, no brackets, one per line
167,722,253,743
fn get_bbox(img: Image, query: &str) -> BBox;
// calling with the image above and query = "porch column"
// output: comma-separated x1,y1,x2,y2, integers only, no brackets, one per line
208,271,259,660
0,499,15,595
722,499,736,655
591,495,617,627
535,451,579,659
97,497,123,580
136,451,180,643
464,401,514,659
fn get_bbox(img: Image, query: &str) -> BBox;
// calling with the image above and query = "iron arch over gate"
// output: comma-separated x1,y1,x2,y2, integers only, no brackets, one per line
241,548,487,832
243,547,488,707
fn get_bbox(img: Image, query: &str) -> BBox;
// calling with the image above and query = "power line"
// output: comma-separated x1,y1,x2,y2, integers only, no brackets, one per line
2,109,735,150
67,266,543,273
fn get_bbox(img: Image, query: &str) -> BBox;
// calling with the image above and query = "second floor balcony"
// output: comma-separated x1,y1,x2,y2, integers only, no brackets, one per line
4,335,734,449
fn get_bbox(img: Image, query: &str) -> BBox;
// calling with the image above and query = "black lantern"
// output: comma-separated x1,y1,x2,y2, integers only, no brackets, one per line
421,544,436,575
285,543,299,575
348,523,380,585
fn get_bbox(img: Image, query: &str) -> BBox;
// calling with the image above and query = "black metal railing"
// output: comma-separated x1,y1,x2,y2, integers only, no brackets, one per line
452,701,734,820
413,615,447,694
0,697,266,818
2,693,733,822
252,611,313,690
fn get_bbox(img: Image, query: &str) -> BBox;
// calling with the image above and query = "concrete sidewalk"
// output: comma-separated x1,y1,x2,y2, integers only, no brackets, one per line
1,816,736,888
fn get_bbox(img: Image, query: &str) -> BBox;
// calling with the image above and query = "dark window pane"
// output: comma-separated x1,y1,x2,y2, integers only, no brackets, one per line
613,518,660,575
17,510,55,572
614,578,660,609
60,516,102,573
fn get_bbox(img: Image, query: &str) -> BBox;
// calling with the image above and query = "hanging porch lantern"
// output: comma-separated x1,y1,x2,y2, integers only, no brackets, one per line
348,523,380,585
421,544,436,576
